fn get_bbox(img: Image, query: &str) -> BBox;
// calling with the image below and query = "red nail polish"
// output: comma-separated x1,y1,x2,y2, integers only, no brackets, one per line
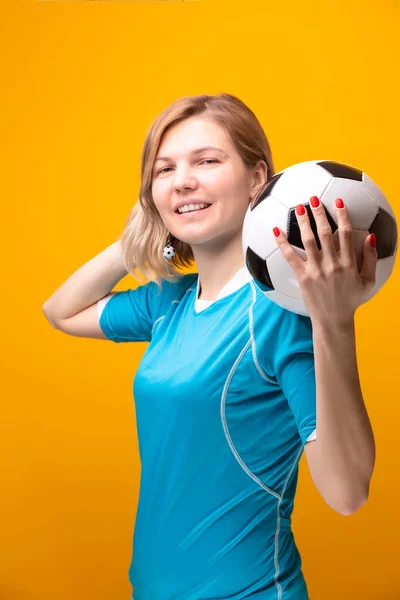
273,227,280,237
336,198,344,209
370,233,376,248
310,196,320,208
296,204,306,216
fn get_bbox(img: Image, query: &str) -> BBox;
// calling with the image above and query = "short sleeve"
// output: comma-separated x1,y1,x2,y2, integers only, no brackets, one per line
97,281,161,343
97,273,198,344
272,311,317,446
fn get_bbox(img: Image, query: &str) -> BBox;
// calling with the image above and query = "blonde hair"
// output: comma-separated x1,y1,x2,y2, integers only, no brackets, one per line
120,92,275,287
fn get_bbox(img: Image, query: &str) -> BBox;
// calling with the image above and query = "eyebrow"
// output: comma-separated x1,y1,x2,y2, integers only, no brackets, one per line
154,146,227,164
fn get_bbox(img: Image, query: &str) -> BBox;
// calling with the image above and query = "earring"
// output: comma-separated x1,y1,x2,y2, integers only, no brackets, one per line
163,234,176,260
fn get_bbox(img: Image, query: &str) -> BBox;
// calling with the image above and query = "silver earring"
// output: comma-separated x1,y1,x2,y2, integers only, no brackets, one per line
163,234,176,260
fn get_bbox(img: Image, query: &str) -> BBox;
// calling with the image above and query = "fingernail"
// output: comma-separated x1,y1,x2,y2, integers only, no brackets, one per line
296,204,306,216
370,233,376,248
336,198,344,209
310,196,320,208
273,227,281,237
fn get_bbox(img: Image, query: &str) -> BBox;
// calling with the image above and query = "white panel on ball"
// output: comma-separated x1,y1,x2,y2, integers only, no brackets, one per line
320,177,378,230
362,173,396,221
266,242,307,297
242,196,291,260
272,161,333,208
361,256,397,306
265,289,309,317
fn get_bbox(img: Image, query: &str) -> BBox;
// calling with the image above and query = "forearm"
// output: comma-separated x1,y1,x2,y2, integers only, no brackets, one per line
311,320,376,513
42,239,128,321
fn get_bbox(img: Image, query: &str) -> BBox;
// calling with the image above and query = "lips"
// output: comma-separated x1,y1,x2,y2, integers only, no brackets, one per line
176,205,212,216
175,201,212,213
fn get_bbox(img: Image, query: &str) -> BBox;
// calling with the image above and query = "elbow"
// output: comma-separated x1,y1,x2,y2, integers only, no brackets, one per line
336,494,369,517
42,302,52,322
320,480,371,516
42,303,60,329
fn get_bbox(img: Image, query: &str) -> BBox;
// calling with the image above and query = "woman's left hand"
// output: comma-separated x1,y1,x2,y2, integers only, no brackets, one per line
273,196,378,329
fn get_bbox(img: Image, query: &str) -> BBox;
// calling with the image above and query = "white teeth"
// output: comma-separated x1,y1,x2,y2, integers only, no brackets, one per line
178,203,210,214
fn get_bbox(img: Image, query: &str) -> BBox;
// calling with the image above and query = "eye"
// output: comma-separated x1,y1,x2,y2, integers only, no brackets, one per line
201,159,219,165
156,159,219,176
157,167,172,175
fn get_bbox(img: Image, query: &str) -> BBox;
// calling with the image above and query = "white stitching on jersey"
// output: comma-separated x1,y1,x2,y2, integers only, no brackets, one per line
220,339,306,600
248,281,279,386
247,279,314,596
151,315,165,336
274,444,304,600
150,287,195,337
221,288,307,599
220,337,282,501
249,281,317,446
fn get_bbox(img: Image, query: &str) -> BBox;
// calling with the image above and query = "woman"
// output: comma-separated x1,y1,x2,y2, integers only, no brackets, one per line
43,93,376,599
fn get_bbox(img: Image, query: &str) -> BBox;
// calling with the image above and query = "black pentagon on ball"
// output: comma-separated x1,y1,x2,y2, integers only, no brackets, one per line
251,173,284,211
317,161,363,181
369,207,397,258
288,203,338,251
245,246,275,291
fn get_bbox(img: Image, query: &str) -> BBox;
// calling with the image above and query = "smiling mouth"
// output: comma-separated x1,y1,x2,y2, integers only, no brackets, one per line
176,205,212,215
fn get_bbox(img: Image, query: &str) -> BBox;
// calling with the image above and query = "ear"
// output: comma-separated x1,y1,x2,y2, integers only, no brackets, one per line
250,160,268,197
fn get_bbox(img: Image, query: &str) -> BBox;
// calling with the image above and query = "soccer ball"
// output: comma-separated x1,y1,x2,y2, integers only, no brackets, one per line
163,245,176,259
242,160,398,317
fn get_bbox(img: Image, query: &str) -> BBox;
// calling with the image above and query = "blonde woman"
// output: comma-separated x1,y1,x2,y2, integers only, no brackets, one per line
43,93,376,600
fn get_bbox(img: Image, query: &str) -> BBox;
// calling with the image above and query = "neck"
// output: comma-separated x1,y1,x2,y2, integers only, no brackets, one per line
192,231,245,302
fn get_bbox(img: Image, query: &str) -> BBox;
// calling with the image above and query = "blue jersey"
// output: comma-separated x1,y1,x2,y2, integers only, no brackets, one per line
98,268,317,600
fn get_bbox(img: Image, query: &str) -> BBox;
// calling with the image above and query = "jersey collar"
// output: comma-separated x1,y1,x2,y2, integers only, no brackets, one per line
195,266,252,304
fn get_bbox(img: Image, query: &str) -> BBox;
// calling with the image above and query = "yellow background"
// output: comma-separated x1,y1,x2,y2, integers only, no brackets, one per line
2,0,399,598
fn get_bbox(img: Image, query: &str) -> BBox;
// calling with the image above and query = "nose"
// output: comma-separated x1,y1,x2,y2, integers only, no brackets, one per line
173,164,198,193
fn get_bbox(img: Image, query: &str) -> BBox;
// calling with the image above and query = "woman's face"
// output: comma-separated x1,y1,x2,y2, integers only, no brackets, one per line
151,116,266,251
